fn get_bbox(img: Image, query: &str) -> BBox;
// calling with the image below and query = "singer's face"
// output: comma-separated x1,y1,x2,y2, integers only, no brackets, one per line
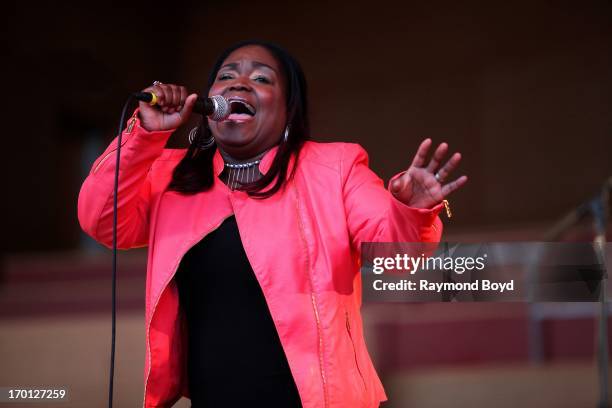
208,45,287,159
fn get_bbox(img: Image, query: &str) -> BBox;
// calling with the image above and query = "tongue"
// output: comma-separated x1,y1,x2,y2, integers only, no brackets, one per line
227,113,253,121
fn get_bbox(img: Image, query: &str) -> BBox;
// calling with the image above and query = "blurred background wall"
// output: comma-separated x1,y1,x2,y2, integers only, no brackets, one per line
3,0,612,406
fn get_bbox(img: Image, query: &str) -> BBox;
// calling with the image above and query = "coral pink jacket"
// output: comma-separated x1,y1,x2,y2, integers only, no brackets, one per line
78,113,443,408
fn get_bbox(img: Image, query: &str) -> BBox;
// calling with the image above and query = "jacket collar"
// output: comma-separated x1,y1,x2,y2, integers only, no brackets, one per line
213,144,280,177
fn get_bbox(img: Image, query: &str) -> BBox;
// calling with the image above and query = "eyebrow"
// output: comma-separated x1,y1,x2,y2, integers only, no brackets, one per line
219,61,277,74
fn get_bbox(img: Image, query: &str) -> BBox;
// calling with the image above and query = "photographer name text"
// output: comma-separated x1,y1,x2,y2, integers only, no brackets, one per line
372,279,514,293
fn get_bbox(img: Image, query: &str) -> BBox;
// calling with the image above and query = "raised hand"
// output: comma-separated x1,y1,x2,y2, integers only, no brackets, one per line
390,138,468,209
137,82,198,132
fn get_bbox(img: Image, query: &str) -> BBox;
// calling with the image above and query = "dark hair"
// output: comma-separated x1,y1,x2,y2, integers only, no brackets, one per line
167,40,310,198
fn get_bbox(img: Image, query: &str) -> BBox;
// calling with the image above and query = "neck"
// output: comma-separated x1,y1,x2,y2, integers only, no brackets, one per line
218,147,268,165
218,147,268,191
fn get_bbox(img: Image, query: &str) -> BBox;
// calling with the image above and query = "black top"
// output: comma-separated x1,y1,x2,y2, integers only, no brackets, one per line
175,215,302,408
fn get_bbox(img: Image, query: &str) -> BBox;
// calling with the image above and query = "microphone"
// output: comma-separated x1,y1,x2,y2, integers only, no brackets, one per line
132,92,230,121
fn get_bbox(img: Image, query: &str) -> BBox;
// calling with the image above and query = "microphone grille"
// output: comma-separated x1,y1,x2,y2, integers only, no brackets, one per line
209,95,230,121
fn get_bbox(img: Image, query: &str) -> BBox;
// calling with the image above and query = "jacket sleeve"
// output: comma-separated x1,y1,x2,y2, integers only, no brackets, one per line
341,143,444,250
77,111,174,249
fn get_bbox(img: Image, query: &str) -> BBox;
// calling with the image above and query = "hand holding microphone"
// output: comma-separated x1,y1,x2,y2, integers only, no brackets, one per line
134,82,229,132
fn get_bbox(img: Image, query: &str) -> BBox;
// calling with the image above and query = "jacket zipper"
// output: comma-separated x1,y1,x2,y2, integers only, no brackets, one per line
142,214,233,408
345,310,367,391
294,188,329,407
93,113,138,174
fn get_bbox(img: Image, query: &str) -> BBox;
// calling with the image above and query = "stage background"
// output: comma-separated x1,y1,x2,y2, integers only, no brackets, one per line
3,1,612,406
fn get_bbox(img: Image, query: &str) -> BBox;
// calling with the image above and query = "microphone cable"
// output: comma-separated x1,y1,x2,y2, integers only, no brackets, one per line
105,92,225,407
108,95,136,408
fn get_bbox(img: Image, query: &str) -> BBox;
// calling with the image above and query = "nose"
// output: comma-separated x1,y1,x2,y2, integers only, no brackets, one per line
228,77,252,92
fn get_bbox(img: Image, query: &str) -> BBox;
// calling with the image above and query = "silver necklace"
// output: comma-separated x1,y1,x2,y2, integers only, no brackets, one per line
224,159,262,190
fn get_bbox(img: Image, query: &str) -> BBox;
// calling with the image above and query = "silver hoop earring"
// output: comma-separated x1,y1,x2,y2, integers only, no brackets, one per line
189,126,215,150
198,136,215,150
188,127,199,144
284,125,290,142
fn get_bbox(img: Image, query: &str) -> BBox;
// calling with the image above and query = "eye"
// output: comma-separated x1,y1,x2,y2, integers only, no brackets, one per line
253,75,270,84
218,73,233,81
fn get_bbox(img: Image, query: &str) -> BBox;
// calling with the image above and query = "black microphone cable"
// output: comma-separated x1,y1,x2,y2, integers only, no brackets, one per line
108,95,135,408
106,92,227,407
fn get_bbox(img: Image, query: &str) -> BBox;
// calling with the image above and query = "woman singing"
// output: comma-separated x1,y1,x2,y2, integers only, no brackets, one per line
78,40,467,408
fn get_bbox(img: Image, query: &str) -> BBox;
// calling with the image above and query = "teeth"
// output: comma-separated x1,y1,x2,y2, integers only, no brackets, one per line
228,98,255,115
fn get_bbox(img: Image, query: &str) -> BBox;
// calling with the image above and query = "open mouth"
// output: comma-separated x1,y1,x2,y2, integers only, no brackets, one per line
227,98,256,121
